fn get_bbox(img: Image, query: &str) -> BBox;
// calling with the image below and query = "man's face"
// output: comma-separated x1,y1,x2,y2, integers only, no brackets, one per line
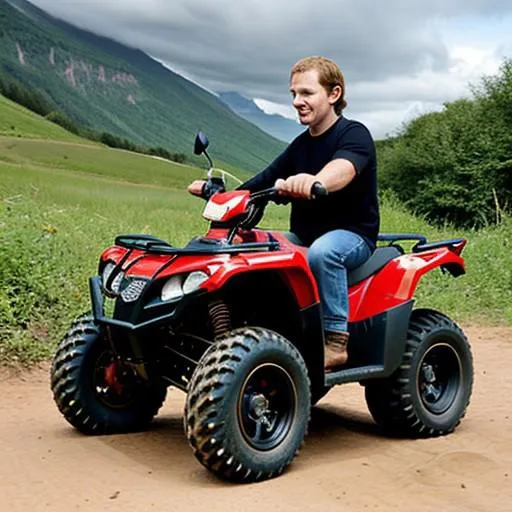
290,69,338,132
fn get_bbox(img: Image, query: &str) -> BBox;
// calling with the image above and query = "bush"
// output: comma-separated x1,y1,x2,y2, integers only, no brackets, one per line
378,59,512,228
45,111,82,135
171,152,186,164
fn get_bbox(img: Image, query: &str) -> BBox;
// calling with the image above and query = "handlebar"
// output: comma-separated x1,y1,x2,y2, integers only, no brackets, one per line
250,181,328,204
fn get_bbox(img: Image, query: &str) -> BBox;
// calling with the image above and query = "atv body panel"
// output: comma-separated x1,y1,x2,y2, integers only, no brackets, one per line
90,228,466,391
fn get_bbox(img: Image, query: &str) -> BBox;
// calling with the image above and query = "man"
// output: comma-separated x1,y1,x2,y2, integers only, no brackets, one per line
189,56,379,371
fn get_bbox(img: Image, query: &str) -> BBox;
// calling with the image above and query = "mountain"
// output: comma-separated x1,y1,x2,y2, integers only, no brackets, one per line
0,0,285,172
218,92,304,143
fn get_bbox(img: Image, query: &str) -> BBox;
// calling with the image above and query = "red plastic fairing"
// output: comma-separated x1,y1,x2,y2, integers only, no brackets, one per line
101,231,317,309
162,231,319,308
198,249,319,309
100,246,128,264
101,246,170,275
449,239,467,256
205,228,232,240
349,247,465,322
203,190,251,222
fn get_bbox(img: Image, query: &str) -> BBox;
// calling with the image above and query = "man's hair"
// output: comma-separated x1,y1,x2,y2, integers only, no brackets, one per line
290,56,347,114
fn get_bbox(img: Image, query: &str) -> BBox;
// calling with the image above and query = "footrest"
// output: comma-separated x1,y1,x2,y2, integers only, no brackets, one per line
325,365,385,386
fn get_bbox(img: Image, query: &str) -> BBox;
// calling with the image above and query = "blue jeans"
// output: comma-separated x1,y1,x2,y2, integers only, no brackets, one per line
286,230,371,333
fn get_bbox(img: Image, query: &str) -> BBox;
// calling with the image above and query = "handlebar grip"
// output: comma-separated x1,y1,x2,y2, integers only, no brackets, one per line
201,177,226,199
311,182,328,199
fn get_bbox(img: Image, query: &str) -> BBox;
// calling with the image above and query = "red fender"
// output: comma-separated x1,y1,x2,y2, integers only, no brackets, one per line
349,245,466,322
203,248,319,309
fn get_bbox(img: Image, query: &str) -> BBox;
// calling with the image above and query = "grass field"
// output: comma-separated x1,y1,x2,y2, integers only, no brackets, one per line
0,95,86,142
1,99,511,365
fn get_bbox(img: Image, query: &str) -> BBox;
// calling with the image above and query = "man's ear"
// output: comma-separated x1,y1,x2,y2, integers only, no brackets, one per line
329,85,342,105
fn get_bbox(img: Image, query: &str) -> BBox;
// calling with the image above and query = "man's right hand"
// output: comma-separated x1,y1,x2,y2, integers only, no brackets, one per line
188,180,206,196
275,174,319,199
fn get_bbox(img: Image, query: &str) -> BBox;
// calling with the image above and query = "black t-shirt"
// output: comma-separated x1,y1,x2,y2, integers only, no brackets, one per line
241,116,380,250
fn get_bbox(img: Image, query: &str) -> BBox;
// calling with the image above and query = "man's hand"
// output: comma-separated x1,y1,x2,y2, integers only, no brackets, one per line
188,180,206,196
275,173,318,199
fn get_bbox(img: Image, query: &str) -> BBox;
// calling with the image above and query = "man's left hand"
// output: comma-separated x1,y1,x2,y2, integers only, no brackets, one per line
275,173,318,199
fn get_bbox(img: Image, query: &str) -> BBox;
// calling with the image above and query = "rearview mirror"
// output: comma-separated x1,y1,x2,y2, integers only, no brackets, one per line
194,131,209,155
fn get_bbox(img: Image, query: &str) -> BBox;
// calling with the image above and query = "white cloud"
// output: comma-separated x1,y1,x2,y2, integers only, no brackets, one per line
341,40,506,138
28,0,512,138
254,99,297,121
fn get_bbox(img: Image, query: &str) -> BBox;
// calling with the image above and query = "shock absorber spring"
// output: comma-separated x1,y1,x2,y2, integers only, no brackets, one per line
208,299,231,339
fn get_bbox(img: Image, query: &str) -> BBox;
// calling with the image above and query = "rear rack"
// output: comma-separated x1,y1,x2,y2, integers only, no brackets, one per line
378,233,465,253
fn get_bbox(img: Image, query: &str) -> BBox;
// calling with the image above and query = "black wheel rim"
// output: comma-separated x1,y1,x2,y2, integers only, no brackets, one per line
92,350,141,409
238,363,297,451
417,342,462,415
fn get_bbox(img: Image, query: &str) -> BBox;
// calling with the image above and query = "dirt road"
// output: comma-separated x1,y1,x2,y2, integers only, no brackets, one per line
1,326,511,512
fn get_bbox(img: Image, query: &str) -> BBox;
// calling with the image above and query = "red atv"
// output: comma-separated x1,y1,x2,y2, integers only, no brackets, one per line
51,132,473,483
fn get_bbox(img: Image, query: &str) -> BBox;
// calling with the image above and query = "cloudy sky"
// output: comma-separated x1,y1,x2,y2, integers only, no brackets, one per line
30,0,512,139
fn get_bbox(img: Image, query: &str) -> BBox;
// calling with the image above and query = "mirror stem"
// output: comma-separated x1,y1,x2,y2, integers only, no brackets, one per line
204,150,214,172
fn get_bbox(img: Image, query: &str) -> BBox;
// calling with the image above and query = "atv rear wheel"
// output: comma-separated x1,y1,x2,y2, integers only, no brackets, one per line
51,314,167,434
365,309,473,437
185,327,310,482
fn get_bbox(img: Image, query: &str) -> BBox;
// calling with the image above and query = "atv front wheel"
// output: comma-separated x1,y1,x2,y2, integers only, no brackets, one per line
51,314,167,434
185,327,311,482
365,309,473,437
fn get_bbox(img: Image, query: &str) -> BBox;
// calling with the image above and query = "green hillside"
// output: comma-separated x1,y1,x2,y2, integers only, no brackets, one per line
0,0,285,172
0,93,85,141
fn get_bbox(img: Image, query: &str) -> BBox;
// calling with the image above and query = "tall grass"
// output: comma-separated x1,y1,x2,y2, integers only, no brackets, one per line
380,194,512,324
0,163,207,364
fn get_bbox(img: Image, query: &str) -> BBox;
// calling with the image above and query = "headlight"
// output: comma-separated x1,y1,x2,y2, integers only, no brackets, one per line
101,262,115,289
120,278,147,303
161,271,209,302
203,200,228,221
161,275,184,302
101,262,124,296
183,271,209,294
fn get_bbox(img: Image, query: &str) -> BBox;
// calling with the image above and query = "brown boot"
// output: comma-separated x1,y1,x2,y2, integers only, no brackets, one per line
324,331,349,371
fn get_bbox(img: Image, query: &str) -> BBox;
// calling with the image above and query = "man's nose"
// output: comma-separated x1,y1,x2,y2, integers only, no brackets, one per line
293,95,304,108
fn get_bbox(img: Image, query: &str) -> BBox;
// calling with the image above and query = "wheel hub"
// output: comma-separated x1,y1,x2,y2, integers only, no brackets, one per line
238,363,297,451
421,363,442,401
104,361,124,395
418,343,462,415
94,351,141,408
248,393,276,432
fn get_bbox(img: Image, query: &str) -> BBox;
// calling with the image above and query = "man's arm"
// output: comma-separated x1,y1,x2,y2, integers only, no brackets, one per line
238,148,293,192
276,123,373,198
276,159,355,198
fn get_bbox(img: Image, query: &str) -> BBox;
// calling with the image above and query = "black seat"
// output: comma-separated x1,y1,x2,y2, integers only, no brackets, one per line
347,246,401,287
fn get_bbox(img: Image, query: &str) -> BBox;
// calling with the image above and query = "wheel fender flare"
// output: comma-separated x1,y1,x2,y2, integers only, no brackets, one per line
353,248,465,320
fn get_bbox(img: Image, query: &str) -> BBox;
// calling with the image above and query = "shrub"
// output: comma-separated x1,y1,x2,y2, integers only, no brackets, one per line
378,59,512,228
45,111,81,135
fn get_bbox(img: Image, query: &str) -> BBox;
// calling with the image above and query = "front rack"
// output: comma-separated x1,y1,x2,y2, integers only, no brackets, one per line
114,234,280,255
